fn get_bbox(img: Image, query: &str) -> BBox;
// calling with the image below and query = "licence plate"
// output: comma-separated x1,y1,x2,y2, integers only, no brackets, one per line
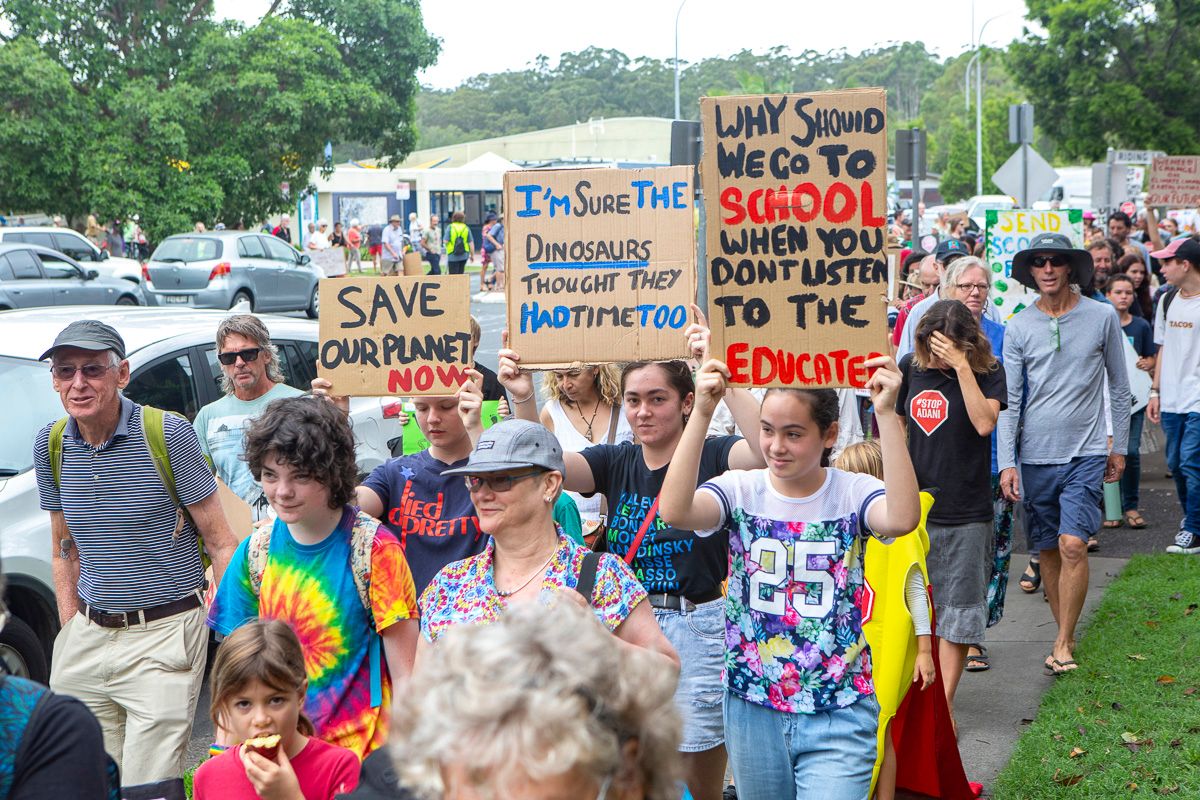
163,295,190,304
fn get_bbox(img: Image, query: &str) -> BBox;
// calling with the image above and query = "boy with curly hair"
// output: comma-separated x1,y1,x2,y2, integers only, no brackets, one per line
207,396,419,759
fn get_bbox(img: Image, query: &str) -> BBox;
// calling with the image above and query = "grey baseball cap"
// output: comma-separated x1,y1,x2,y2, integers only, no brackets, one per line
441,419,565,476
39,320,126,361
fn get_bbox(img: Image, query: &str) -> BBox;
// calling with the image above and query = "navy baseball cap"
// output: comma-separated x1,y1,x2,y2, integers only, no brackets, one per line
934,237,969,264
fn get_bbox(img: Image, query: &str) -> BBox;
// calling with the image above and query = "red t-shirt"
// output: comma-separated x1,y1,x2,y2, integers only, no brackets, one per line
193,736,360,800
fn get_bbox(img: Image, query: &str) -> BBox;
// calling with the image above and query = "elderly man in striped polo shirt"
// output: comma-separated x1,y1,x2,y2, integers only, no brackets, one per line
33,320,238,786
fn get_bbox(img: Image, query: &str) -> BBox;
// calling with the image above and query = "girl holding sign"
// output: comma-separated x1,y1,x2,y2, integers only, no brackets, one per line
657,356,920,800
497,316,765,800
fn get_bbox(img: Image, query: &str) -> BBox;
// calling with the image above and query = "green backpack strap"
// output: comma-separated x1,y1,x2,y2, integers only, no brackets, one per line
48,417,69,488
141,405,209,567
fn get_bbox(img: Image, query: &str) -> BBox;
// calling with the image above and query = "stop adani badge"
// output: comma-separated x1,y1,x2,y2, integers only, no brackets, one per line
910,390,948,436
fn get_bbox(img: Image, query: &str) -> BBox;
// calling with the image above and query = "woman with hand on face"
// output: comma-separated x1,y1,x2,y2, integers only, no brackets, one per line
897,301,1007,727
497,313,765,800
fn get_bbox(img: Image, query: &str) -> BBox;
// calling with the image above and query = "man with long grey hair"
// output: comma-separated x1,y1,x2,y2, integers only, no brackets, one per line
192,314,302,518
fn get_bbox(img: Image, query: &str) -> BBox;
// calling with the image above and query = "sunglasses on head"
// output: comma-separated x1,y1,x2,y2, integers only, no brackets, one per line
1030,254,1071,268
217,347,262,366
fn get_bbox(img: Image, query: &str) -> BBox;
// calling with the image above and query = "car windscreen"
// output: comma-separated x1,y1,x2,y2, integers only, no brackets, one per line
0,356,63,475
150,237,222,263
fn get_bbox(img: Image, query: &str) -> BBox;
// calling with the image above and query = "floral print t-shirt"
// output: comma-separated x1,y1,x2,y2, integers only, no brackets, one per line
208,507,417,758
419,530,647,642
698,468,887,714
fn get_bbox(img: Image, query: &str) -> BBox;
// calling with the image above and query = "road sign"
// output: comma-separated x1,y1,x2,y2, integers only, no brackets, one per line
895,129,927,180
1091,163,1143,211
1008,104,1034,145
1114,149,1166,165
992,144,1058,207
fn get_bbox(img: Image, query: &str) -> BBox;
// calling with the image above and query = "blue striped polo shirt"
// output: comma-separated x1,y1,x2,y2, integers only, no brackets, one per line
34,396,217,611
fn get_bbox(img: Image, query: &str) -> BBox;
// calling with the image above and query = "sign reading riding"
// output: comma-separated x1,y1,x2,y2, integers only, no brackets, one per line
700,89,890,389
505,166,696,368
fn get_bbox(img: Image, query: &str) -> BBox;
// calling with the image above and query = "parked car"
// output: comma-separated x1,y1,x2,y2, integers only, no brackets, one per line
0,243,145,309
964,194,1018,229
0,306,401,680
145,231,321,316
0,226,144,285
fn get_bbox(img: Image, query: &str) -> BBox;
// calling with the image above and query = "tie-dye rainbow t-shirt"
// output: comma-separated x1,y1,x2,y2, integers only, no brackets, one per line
208,507,417,759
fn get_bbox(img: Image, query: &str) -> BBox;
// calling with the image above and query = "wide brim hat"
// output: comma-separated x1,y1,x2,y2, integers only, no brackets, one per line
1011,232,1094,291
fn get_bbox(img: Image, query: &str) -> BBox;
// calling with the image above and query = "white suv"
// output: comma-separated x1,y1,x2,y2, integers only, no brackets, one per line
0,227,144,285
0,306,401,680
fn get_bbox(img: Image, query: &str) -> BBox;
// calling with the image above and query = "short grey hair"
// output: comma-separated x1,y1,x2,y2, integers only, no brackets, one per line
390,602,682,800
940,256,991,298
215,314,284,394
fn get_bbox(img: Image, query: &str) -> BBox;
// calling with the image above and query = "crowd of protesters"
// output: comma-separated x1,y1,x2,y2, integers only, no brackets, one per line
5,195,1198,800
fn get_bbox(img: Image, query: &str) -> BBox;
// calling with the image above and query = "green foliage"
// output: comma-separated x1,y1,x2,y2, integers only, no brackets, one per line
0,0,435,239
1008,0,1200,161
993,555,1200,798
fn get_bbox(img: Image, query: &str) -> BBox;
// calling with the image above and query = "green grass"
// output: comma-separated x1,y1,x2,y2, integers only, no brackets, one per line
993,554,1200,798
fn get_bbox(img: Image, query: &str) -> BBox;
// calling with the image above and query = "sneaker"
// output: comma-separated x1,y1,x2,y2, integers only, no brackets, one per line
1166,530,1200,555
723,785,739,800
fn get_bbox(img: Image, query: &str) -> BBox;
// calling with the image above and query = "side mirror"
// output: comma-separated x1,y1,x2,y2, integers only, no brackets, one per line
298,254,311,266
85,269,100,280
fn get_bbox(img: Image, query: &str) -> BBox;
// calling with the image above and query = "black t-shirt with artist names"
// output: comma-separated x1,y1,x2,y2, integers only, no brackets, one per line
897,354,1007,525
581,436,738,597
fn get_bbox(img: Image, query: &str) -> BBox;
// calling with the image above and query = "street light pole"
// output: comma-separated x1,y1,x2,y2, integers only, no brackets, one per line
674,0,688,119
970,13,1006,196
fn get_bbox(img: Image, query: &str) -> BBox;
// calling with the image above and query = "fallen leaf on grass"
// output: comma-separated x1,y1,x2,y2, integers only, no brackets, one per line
1144,620,1160,629
1113,702,1125,710
1124,742,1141,754
1053,733,1064,741
1170,739,1182,748
1069,746,1087,758
1127,782,1139,791
1128,654,1147,661
1186,604,1197,617
1078,725,1087,736
1183,687,1196,696
1155,785,1179,795
1157,675,1176,684
1052,769,1084,786
1020,718,1034,725
1122,732,1142,744
1169,592,1181,601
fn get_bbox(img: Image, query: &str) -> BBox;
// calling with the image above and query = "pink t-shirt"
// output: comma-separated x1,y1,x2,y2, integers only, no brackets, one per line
193,736,360,800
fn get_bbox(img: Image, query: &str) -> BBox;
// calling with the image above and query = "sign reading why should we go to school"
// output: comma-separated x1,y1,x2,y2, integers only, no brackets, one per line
700,89,889,389
504,166,696,368
318,275,473,396
985,209,1084,321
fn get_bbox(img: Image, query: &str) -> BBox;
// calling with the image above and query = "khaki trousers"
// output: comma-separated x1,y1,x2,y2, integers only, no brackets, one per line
50,605,207,785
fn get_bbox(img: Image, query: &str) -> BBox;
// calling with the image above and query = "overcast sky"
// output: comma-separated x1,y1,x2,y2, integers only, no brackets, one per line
212,0,1036,90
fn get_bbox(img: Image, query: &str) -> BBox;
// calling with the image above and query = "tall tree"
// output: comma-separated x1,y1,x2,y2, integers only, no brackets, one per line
1008,0,1200,161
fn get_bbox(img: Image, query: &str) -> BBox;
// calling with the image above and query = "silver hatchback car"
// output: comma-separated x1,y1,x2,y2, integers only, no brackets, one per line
146,231,322,316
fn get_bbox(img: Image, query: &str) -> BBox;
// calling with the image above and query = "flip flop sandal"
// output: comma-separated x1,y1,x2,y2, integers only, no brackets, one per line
1019,561,1041,593
965,646,990,672
1103,519,1123,529
1048,658,1079,676
1088,536,1100,552
1124,510,1147,529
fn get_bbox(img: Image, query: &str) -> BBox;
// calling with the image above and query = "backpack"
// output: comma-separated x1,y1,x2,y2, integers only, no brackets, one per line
448,223,469,257
246,509,385,708
1160,285,1180,317
49,405,212,566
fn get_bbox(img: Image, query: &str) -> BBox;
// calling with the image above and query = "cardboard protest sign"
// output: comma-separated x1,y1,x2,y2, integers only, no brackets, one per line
699,90,890,388
402,399,501,454
309,249,347,278
1147,156,1200,207
318,275,473,396
505,167,696,368
985,209,1083,321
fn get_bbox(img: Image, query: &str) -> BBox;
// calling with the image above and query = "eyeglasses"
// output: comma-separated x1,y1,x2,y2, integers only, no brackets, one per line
1050,317,1061,352
954,282,990,294
50,363,116,381
1030,254,1071,268
464,470,544,493
217,347,262,366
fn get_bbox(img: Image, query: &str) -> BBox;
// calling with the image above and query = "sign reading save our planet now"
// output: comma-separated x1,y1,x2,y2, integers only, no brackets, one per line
318,275,473,396
504,166,696,368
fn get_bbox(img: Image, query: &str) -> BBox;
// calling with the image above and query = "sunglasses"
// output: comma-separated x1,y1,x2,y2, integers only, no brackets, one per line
1030,254,1071,268
464,470,544,493
1050,317,1061,352
217,347,262,366
50,363,116,381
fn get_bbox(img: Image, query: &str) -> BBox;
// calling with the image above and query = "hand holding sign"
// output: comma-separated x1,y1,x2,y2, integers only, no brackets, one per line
863,355,902,412
684,303,711,363
309,377,349,415
456,368,485,438
694,359,731,418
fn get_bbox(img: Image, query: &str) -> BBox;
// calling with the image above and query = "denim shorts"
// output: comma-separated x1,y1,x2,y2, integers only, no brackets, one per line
653,597,726,752
1021,455,1106,550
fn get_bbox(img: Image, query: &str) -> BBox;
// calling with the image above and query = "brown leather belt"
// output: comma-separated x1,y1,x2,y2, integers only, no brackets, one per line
81,592,202,629
647,589,723,612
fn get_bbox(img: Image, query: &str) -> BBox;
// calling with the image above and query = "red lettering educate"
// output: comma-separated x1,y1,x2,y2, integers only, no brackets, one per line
725,342,883,388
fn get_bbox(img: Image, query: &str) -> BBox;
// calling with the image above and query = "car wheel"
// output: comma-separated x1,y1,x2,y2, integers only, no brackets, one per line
115,294,139,306
306,285,319,319
230,290,253,311
0,615,49,683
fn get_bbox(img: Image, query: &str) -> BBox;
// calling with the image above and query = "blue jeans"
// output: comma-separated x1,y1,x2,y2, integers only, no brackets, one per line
724,690,879,800
1121,410,1146,512
1161,411,1200,533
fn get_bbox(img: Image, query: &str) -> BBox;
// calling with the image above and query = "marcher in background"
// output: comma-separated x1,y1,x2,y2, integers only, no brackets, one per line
106,219,124,256
1116,253,1154,319
85,215,105,248
381,215,406,276
998,233,1131,676
1083,211,1101,242
407,212,423,247
421,215,442,276
444,211,473,277
208,396,419,759
330,221,346,249
1086,239,1116,301
1108,211,1150,268
192,315,303,520
345,219,363,274
479,211,496,288
1147,237,1200,555
393,602,684,800
485,212,506,290
366,220,384,272
1105,274,1156,530
307,220,331,251
34,320,238,784
272,215,293,245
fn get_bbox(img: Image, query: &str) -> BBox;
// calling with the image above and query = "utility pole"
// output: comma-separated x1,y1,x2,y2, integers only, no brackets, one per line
673,0,688,119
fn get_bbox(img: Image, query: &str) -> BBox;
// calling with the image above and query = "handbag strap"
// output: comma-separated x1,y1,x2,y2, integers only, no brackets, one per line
624,495,660,565
575,551,604,605
597,404,622,527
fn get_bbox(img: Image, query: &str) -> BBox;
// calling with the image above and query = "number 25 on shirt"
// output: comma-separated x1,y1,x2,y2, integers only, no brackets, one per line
749,539,836,618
